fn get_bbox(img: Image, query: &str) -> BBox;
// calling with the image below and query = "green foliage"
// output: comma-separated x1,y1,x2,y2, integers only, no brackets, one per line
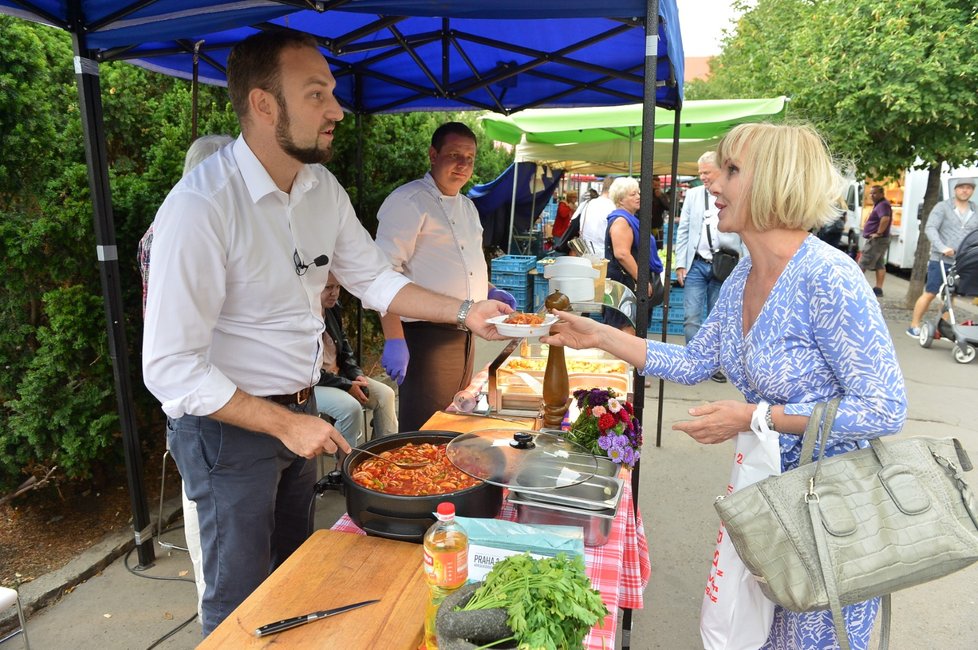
690,0,978,176
686,0,978,299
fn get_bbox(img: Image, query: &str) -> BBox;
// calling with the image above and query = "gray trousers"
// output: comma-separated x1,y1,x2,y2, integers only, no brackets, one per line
399,322,473,432
166,402,316,636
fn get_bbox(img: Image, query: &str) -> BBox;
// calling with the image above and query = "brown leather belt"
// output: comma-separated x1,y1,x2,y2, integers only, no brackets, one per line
264,386,312,406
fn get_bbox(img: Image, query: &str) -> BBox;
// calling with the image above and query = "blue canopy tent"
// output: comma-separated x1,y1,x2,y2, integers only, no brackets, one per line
0,1,684,582
468,163,563,251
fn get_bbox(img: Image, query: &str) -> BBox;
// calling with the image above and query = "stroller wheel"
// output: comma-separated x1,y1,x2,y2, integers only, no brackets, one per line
952,344,976,364
919,322,934,348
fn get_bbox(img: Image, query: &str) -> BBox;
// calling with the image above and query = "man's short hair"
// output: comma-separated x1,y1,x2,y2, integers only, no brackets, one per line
431,122,477,150
601,176,615,193
698,150,718,166
227,30,320,123
715,122,846,232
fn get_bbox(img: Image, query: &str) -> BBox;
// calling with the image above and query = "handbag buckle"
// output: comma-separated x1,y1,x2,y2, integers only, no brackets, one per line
805,477,819,503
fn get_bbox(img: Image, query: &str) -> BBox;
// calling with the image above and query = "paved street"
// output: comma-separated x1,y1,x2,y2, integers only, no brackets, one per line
7,273,978,649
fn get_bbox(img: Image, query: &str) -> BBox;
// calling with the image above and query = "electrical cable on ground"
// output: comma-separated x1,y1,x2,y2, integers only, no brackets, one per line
122,524,199,650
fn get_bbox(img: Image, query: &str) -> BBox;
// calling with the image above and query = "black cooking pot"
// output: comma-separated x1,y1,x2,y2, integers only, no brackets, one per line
316,430,503,543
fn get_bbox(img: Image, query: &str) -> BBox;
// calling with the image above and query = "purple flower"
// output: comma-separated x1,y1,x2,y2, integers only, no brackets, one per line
597,434,613,450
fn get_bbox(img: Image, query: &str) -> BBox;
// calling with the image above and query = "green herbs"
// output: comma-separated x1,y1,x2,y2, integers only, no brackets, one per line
459,552,609,650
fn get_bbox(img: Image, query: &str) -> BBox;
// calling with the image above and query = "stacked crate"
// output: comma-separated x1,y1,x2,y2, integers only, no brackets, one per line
490,255,537,312
648,284,689,336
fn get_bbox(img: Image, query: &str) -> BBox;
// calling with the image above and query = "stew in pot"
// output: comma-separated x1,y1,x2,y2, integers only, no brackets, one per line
351,443,480,496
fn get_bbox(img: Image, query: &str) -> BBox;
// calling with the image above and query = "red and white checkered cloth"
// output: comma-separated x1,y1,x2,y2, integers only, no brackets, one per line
330,470,651,650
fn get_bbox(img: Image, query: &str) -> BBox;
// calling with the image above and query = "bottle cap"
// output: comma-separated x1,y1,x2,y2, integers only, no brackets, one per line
435,502,455,520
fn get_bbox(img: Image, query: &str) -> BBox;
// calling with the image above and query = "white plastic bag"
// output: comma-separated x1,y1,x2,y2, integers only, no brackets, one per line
700,402,782,650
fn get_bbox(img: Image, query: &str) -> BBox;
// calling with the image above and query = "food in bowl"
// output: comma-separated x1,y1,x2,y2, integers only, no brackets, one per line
350,442,480,496
505,312,545,326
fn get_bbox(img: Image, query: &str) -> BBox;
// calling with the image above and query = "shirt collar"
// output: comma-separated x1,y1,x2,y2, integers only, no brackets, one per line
232,135,320,204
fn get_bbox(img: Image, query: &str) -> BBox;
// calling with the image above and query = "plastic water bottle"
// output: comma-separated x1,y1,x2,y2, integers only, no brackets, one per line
422,502,468,649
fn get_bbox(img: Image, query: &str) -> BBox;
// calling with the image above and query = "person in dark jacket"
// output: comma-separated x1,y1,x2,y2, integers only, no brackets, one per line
315,274,398,446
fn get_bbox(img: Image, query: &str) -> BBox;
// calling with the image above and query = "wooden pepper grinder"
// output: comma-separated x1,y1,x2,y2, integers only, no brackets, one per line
541,290,571,428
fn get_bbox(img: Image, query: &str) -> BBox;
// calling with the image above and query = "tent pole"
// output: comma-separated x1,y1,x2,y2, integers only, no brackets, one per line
622,1,659,646
191,40,202,142
507,159,519,254
656,104,683,448
355,109,365,365
71,34,155,568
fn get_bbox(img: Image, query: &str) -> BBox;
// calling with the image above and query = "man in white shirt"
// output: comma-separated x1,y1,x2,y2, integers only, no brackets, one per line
576,176,616,256
142,32,510,636
675,151,746,382
376,122,517,431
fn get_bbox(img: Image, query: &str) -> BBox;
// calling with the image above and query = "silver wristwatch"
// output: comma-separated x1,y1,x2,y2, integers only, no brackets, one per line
456,299,474,330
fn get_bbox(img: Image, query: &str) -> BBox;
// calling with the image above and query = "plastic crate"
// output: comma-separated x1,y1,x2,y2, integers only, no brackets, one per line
653,305,686,323
648,320,684,336
667,286,684,306
491,255,537,274
495,284,532,312
533,275,550,312
491,270,531,287
535,256,557,274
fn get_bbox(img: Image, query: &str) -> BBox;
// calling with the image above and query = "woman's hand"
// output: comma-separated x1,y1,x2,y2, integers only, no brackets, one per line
540,310,606,349
672,400,755,445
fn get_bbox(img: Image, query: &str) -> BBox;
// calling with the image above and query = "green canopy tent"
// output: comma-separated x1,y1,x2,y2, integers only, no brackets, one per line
482,97,788,175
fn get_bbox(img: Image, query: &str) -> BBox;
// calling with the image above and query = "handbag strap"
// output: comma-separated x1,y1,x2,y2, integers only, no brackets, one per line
805,397,890,650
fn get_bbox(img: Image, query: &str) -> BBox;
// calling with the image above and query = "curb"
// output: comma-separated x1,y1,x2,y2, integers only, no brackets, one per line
0,495,185,634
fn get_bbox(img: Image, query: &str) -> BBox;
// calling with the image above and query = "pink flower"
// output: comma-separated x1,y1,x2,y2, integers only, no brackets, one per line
592,405,607,417
607,398,622,413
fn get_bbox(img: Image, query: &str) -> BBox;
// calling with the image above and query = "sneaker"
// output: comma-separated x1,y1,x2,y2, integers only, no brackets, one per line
872,287,883,297
711,371,727,383
905,326,920,338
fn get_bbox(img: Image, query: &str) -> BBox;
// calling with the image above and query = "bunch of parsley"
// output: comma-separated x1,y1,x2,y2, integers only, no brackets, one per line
459,552,609,649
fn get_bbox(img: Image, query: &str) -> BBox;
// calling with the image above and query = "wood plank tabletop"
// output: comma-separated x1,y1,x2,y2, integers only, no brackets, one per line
198,530,428,649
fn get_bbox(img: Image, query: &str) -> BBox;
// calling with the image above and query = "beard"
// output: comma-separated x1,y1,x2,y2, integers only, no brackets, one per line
275,99,334,165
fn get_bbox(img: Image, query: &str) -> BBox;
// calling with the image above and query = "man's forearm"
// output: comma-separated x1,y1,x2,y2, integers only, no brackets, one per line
388,283,463,326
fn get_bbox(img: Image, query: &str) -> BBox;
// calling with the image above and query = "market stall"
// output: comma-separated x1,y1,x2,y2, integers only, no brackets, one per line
197,407,650,649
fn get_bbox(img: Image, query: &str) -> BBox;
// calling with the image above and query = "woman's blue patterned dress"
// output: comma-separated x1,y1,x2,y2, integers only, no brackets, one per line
642,235,907,649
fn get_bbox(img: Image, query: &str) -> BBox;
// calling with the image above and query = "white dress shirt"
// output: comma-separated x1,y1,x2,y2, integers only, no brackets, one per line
143,136,409,418
577,195,616,256
375,172,488,322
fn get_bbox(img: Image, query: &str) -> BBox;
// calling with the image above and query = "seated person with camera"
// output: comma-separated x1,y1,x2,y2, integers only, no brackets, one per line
315,274,398,447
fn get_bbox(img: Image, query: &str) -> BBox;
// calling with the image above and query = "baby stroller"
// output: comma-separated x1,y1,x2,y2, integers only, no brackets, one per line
918,228,978,363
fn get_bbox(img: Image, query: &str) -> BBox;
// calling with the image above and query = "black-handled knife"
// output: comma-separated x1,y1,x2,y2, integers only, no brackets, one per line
254,598,380,637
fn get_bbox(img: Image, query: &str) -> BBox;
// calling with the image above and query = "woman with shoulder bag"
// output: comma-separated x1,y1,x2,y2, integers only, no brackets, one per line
544,123,908,649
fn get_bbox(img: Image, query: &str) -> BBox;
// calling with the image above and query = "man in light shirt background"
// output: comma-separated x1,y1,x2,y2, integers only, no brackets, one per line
377,122,517,432
674,151,746,383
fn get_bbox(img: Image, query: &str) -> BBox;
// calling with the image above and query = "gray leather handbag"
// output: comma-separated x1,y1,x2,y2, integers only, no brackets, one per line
715,399,978,650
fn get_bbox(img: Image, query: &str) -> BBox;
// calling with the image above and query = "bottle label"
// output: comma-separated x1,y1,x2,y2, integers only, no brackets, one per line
423,548,468,587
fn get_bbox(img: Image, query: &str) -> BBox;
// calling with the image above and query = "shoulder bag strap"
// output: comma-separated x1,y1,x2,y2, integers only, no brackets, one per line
805,397,889,650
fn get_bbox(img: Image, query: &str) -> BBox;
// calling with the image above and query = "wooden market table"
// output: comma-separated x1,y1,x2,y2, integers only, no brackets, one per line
200,411,650,650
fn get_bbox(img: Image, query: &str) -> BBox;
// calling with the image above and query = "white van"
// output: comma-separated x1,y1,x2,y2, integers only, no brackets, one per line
858,164,978,269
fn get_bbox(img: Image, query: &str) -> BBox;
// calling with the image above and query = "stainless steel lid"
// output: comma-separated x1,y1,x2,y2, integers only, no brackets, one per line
445,429,598,491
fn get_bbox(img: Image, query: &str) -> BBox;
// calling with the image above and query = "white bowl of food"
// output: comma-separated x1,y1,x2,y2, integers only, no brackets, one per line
487,313,558,338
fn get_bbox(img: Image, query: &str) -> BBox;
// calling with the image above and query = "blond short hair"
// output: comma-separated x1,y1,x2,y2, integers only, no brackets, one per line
609,176,639,208
715,123,845,232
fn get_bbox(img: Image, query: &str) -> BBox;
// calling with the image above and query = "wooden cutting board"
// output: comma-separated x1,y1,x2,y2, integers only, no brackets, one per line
198,530,427,649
